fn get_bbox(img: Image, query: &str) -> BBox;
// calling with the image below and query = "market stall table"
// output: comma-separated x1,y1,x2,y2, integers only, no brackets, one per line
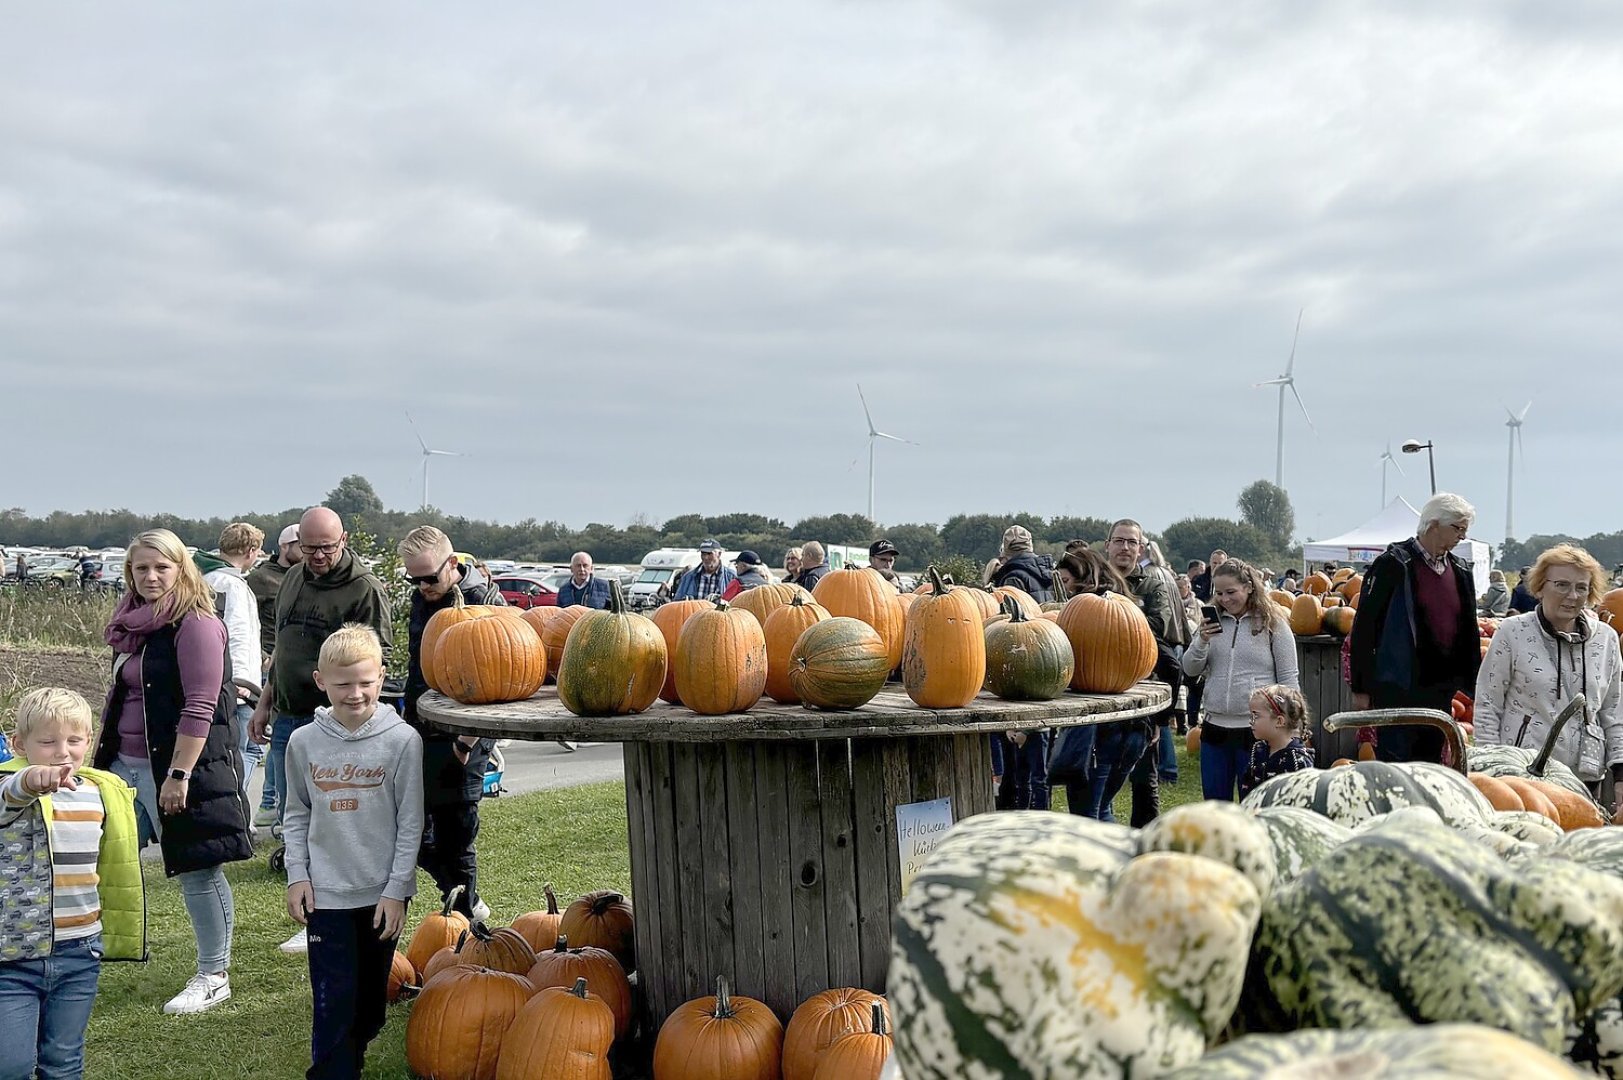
419,682,1170,1032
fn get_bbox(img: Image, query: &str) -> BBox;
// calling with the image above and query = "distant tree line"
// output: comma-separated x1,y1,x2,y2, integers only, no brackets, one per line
0,475,1348,573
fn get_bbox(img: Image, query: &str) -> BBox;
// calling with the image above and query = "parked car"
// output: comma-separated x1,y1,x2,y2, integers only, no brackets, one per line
92,557,125,593
492,574,560,610
23,556,82,589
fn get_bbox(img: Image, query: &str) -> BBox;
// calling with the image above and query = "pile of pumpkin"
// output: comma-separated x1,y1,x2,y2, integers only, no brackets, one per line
422,570,1164,713
1268,567,1364,639
884,709,1623,1079
383,881,897,1079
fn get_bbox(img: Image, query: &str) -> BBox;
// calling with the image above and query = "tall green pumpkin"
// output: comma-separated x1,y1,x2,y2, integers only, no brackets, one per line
982,594,1073,702
556,581,668,716
1162,1024,1587,1078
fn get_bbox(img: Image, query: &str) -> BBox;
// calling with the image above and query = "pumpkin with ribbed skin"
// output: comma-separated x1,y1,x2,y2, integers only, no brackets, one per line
1162,1024,1586,1079
1267,589,1293,608
407,885,470,978
990,585,1043,620
784,989,889,1080
421,943,467,986
813,1003,892,1080
1302,571,1332,596
496,978,613,1080
435,614,547,705
1469,772,1525,812
1251,809,1623,1052
902,566,986,709
1598,588,1623,635
1241,760,1493,828
650,600,710,704
888,812,1260,1080
1498,775,1562,826
454,922,538,976
674,599,768,715
1491,809,1565,847
1339,573,1364,600
814,567,905,671
787,618,891,710
1249,805,1352,886
653,976,784,1080
1287,593,1323,636
388,950,418,1003
557,582,667,717
982,595,1072,702
1466,743,1596,801
406,965,537,1080
559,891,636,974
763,594,832,704
1545,824,1623,879
959,587,1002,623
1321,606,1355,636
1136,800,1278,898
422,594,506,693
1331,567,1354,584
1056,591,1157,693
729,581,813,629
526,936,633,1041
510,884,564,953
537,605,590,683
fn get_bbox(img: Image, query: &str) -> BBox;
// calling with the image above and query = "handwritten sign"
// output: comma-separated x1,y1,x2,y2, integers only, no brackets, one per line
896,797,955,893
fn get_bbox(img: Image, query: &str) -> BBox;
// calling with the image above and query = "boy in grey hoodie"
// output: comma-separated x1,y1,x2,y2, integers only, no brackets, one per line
283,625,423,1080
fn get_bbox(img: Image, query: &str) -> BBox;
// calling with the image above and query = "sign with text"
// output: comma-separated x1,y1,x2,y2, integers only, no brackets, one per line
896,797,955,893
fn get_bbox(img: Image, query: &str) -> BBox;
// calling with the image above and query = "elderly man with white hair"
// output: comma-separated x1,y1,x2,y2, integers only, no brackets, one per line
1348,492,1483,764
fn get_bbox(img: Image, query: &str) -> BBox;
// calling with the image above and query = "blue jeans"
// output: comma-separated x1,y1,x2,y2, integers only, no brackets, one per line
1052,725,1097,817
270,713,314,825
1157,721,1179,783
1085,721,1149,822
0,934,102,1080
109,756,235,975
1201,734,1254,802
994,731,1050,811
236,703,264,804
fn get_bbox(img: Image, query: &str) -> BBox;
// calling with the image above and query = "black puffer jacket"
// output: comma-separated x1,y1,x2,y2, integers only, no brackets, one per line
94,618,253,876
991,552,1055,603
405,569,505,806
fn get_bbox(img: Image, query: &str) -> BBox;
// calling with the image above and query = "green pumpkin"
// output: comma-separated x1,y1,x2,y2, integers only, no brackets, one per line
1162,1023,1587,1078
1466,744,1593,801
555,580,668,716
1544,826,1623,879
1252,808,1623,1052
1488,809,1565,848
1248,806,1351,886
888,811,1261,1079
1239,760,1492,828
982,595,1073,702
1136,801,1277,899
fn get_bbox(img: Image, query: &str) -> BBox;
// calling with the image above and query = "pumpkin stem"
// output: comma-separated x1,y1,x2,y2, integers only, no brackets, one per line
926,565,950,596
553,935,570,954
712,976,735,1018
468,920,494,941
788,593,806,609
1000,594,1025,623
607,579,627,614
544,884,559,915
439,884,465,919
1530,694,1588,778
591,892,626,916
1322,708,1469,775
871,1001,887,1036
713,598,730,611
569,976,590,1000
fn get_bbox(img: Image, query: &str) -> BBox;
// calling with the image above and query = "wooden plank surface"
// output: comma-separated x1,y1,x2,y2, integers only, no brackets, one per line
696,744,735,993
644,743,681,1028
785,741,829,1009
818,739,861,991
670,743,707,1004
754,743,797,1019
420,683,1171,742
849,738,893,994
623,743,661,1035
723,743,765,1004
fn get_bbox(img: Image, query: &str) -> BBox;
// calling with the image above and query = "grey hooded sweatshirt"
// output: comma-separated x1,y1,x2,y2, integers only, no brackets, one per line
282,703,424,909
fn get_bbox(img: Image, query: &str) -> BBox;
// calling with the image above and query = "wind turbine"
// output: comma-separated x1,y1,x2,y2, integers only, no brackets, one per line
856,384,915,525
1504,401,1531,544
406,410,465,511
1378,442,1405,506
1253,309,1316,490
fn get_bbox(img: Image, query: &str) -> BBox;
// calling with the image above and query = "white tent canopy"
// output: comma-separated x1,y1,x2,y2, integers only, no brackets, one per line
1302,497,1492,597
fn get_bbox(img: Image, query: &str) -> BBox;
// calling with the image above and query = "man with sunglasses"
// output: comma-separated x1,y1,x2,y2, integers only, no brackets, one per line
398,526,504,924
249,506,394,954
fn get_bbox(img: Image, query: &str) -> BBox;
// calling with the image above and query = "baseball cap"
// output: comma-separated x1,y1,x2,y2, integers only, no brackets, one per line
698,539,722,553
869,539,898,557
278,525,300,546
734,550,762,566
1002,525,1034,551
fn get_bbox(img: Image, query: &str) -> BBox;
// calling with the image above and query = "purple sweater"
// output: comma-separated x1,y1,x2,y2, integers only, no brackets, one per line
115,615,228,759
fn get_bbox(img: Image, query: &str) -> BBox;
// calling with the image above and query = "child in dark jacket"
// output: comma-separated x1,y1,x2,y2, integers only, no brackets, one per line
1237,684,1316,800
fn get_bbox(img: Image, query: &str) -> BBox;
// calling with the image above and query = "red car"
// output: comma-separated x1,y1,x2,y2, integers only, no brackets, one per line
493,574,559,609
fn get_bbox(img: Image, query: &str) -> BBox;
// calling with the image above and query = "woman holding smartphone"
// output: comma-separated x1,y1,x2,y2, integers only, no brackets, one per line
1180,558,1300,800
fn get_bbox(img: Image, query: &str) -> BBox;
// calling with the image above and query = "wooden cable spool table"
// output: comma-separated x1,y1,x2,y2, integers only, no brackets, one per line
419,681,1170,1032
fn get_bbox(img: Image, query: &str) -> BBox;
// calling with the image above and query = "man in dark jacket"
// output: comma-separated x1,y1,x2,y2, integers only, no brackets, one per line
398,526,503,922
248,524,302,660
990,525,1055,603
248,506,394,953
1508,566,1537,614
556,551,612,609
1348,493,1483,764
792,540,831,591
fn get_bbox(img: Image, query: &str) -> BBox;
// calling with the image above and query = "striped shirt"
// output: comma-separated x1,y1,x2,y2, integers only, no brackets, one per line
0,770,105,942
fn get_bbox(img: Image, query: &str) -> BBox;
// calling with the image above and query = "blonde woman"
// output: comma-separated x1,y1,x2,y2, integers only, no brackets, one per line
1475,544,1623,812
94,529,252,1014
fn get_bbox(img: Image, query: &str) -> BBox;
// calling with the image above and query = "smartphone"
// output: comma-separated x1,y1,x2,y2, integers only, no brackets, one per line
1201,604,1221,625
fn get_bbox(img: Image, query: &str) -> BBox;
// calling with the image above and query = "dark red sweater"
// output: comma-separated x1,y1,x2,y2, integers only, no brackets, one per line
1412,559,1463,656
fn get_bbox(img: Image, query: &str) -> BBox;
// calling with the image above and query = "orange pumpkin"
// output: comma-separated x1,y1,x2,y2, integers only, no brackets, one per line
653,977,784,1080
902,566,986,709
407,965,536,1080
435,613,547,705
496,977,614,1080
407,885,471,978
539,605,591,682
813,567,905,671
1302,571,1332,596
388,950,418,1003
788,618,892,710
1527,778,1608,830
421,943,467,986
990,585,1044,620
1358,742,1377,761
1288,593,1324,636
1322,606,1356,636
526,936,634,1042
812,1002,892,1080
651,599,710,704
1056,591,1157,693
1268,589,1294,608
556,582,667,717
1349,589,1362,610
1331,757,1355,767
422,595,507,693
674,599,768,715
1185,726,1202,753
1332,567,1355,584
763,593,832,704
959,587,1003,623
1468,773,1524,812
1498,776,1561,825
510,884,565,953
559,891,636,974
784,988,888,1080
452,921,538,976
728,581,813,629
1339,573,1365,601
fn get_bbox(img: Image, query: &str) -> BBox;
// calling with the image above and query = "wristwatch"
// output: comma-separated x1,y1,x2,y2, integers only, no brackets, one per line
168,768,191,782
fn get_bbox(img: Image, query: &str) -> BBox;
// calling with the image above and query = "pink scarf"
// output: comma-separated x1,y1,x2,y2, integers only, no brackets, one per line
104,591,178,654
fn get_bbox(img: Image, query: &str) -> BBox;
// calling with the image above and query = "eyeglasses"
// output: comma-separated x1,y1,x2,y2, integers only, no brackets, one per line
407,555,452,586
302,541,343,556
1108,537,1142,548
1545,579,1592,596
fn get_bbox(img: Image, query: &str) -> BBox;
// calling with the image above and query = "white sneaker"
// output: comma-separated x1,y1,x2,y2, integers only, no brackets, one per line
278,928,308,954
253,806,279,827
557,740,577,752
470,899,491,924
164,972,231,1015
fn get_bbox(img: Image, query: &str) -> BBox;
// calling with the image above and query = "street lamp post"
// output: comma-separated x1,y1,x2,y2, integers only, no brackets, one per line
1401,439,1436,494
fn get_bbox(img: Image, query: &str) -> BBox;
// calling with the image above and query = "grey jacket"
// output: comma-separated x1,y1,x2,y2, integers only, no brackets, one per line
1181,610,1300,727
282,703,424,909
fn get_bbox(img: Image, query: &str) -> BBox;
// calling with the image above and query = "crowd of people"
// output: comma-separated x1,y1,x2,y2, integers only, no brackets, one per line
4,492,1622,1078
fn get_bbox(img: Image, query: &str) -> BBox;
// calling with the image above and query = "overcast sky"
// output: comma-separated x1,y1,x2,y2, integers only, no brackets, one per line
4,2,1621,546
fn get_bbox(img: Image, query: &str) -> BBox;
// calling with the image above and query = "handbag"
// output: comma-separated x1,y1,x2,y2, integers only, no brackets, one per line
1047,724,1095,783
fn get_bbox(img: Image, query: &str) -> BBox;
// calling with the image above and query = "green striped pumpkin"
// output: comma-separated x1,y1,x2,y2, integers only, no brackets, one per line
982,595,1073,702
787,617,892,710
1162,1023,1586,1078
888,811,1260,1079
1252,809,1623,1052
1136,801,1277,899
1239,760,1493,828
1544,827,1623,879
1466,744,1593,801
555,581,668,716
1247,806,1351,886
1489,810,1564,848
